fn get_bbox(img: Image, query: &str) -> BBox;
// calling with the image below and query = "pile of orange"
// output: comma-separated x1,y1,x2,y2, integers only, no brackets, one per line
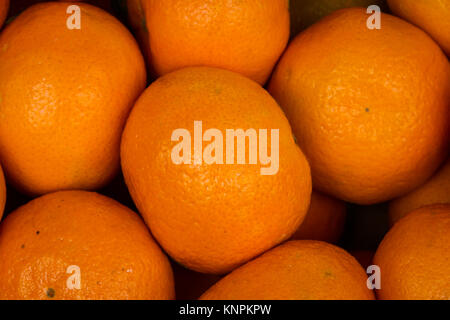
0,0,448,300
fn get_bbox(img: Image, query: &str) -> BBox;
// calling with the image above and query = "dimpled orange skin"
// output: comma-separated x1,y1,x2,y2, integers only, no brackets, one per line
269,8,450,205
134,0,289,85
374,205,450,300
291,191,347,243
200,240,375,300
389,158,450,226
0,191,175,300
0,0,8,28
121,67,312,274
0,2,146,196
0,164,6,221
388,0,450,56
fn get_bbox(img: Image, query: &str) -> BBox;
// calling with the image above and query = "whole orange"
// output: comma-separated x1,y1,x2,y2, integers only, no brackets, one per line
0,0,8,28
389,157,450,226
291,191,346,243
172,262,222,300
0,2,146,196
374,204,450,300
269,8,450,205
127,0,289,85
200,240,375,300
0,191,174,300
388,0,450,56
121,67,312,274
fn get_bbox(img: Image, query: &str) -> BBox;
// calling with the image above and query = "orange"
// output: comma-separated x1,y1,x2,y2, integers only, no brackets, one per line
0,0,8,28
290,0,388,38
0,191,174,300
291,190,346,243
388,0,450,56
0,2,146,196
200,240,375,300
172,262,222,300
374,204,450,300
121,67,312,274
269,8,450,205
0,164,5,221
127,0,289,84
389,157,450,226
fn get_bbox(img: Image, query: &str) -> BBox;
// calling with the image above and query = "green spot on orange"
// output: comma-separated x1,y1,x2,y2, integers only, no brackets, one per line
46,288,55,298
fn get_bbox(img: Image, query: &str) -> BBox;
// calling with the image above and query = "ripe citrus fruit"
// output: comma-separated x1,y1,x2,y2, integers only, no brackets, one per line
388,0,450,56
0,0,8,28
0,164,6,221
269,8,450,205
290,0,388,37
0,191,174,300
291,191,347,243
374,204,450,300
389,158,450,226
200,240,375,300
121,67,312,274
0,2,146,196
126,0,289,84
